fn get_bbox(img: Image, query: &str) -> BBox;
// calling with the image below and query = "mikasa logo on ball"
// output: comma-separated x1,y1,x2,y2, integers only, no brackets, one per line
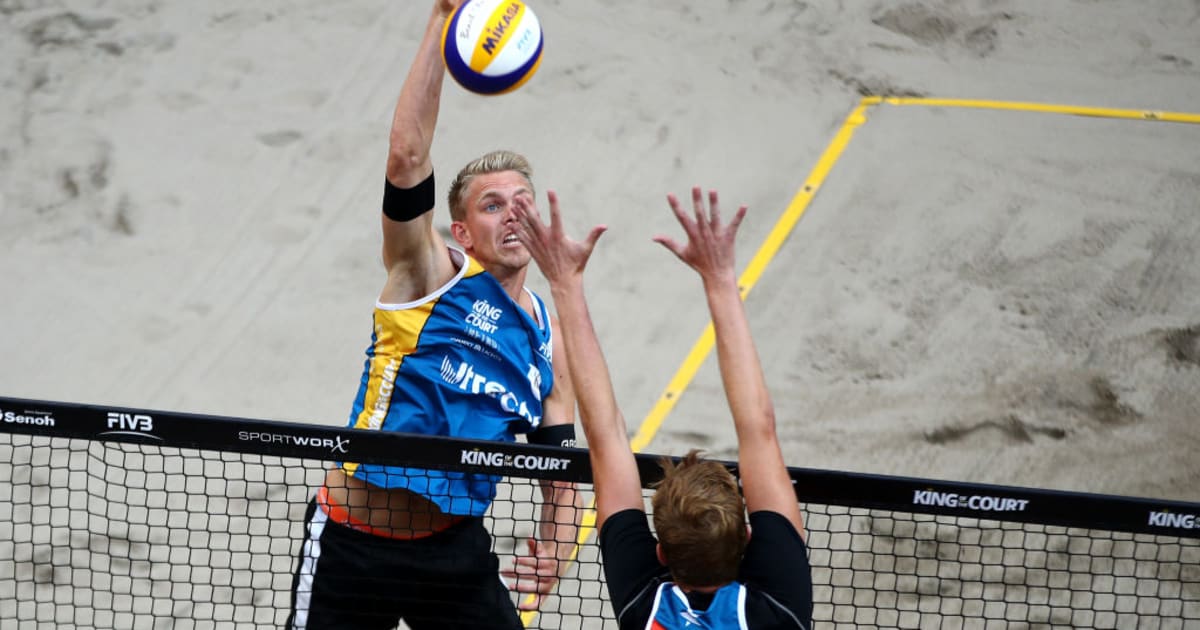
477,2,520,58
442,0,544,95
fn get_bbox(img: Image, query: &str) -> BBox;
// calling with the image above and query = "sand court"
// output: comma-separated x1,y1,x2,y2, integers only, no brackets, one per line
2,1,1199,627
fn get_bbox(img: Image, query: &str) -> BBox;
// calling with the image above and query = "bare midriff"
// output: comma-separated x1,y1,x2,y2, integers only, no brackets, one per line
320,467,466,539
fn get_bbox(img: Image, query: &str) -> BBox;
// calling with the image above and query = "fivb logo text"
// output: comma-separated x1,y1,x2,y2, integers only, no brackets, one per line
1148,510,1197,530
107,412,153,432
460,449,570,472
101,411,161,441
913,489,1030,513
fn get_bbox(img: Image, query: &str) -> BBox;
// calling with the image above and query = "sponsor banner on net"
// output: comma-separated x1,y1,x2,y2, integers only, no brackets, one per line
460,447,571,472
0,406,56,427
912,488,1030,513
100,411,161,441
1148,510,1197,530
238,430,350,455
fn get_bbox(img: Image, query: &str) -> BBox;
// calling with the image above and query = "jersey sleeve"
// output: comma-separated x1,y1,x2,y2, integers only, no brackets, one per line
598,508,669,628
740,510,814,626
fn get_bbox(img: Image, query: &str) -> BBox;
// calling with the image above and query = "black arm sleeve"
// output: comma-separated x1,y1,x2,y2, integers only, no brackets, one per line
527,423,576,448
382,172,435,222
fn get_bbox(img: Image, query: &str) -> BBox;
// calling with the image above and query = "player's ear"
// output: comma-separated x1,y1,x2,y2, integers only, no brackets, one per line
655,543,668,567
450,221,472,248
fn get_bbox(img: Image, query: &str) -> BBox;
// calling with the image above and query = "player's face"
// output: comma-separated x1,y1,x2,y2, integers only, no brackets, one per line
453,170,535,272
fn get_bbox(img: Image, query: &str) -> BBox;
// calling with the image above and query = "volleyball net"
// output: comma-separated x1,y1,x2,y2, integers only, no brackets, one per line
1,396,1197,629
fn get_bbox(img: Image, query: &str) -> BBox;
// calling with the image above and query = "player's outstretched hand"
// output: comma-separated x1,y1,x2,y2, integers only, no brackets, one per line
511,190,607,286
501,538,562,611
653,187,747,283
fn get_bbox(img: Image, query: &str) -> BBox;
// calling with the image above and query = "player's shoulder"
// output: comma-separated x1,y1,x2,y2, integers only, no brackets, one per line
459,251,487,277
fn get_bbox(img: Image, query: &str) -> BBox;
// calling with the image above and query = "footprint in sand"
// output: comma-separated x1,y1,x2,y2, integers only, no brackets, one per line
1161,325,1200,367
871,3,1016,58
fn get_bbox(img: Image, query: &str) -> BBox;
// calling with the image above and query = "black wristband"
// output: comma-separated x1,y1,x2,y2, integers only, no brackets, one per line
528,423,577,448
382,172,435,222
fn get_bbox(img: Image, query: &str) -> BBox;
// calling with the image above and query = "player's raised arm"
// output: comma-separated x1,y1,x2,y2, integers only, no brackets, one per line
379,1,459,299
503,313,583,612
654,188,804,535
511,192,643,531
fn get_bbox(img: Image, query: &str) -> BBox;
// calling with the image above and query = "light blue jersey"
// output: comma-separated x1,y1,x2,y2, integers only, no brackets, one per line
648,582,748,630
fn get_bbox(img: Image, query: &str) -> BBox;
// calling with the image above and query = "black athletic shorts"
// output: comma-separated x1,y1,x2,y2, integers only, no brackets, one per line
286,498,523,630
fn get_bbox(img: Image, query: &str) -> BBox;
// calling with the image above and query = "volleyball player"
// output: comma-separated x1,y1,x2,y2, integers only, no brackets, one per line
512,187,813,628
286,1,580,627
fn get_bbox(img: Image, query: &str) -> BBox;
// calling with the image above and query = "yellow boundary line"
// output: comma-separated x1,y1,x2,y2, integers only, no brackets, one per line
866,96,1200,124
522,95,1200,625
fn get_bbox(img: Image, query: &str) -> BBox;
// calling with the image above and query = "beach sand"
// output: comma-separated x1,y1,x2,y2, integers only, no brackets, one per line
3,0,1196,498
4,1,1195,501
1,2,1198,625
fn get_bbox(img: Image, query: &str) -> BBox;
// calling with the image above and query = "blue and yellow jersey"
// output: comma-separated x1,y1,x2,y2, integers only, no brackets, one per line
340,248,555,516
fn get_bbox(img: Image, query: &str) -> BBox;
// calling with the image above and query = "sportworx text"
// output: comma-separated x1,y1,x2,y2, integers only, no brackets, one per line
239,431,349,453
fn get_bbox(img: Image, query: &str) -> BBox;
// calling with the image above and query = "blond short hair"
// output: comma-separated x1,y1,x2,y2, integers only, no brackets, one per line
651,450,748,587
446,150,534,221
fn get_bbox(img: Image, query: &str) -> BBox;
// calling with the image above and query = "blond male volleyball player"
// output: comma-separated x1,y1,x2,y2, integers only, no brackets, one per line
286,1,580,628
512,188,813,629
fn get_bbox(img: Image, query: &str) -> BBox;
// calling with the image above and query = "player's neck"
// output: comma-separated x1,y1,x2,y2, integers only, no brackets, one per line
490,265,530,307
676,581,729,594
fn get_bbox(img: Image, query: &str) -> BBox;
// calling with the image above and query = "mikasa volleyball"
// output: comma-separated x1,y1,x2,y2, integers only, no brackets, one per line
442,0,544,95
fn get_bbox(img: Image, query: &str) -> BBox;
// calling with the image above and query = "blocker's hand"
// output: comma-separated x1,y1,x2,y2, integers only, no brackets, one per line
653,187,747,283
511,190,606,286
502,538,562,611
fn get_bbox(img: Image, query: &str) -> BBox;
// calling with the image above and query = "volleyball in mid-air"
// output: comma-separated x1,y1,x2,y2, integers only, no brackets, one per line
441,0,544,95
